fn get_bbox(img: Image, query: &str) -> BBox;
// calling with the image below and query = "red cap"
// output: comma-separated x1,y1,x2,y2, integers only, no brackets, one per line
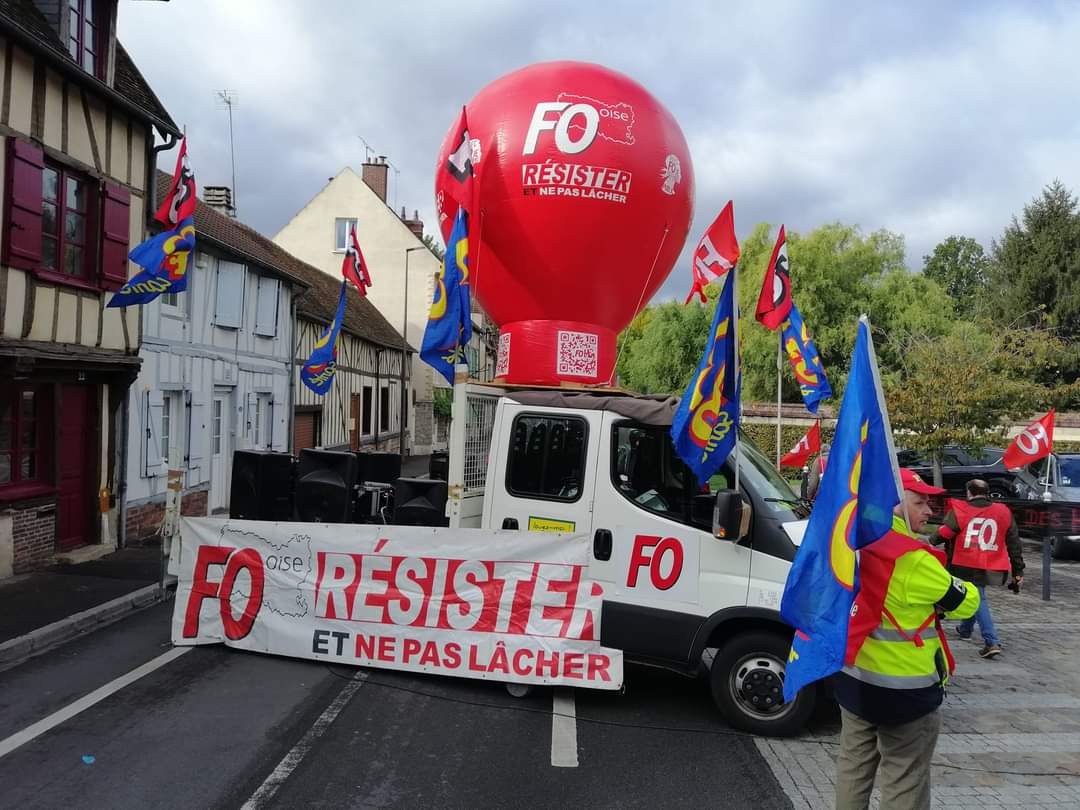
900,468,945,495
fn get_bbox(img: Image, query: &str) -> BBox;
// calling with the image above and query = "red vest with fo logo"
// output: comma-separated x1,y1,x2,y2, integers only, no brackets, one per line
948,500,1011,572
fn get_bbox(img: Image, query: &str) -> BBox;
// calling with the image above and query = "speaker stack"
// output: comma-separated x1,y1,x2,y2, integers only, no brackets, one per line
294,449,360,523
392,478,450,527
229,450,296,520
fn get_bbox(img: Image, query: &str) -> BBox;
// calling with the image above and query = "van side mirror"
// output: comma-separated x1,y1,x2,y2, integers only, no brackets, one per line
713,490,749,541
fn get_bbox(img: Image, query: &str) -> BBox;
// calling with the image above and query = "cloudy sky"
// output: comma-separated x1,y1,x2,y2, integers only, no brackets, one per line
118,0,1080,304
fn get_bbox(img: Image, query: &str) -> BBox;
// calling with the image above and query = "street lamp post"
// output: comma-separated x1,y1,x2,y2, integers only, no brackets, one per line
401,246,427,459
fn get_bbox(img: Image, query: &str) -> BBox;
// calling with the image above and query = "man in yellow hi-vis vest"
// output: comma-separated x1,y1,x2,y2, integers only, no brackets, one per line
834,469,980,810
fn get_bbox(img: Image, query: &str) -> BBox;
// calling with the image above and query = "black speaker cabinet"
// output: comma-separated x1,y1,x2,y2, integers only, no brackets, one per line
296,449,359,523
429,451,449,481
392,477,449,526
230,450,295,520
356,451,402,484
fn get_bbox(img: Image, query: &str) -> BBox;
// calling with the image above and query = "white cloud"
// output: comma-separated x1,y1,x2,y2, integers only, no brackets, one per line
118,0,1080,307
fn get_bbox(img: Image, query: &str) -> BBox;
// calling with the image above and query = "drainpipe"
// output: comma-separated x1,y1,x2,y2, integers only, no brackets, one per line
117,385,130,549
287,292,297,453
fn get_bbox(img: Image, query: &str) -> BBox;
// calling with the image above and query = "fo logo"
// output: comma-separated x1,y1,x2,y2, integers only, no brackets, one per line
523,96,635,156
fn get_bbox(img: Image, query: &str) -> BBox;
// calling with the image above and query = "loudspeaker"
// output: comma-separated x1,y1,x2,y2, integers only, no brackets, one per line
230,450,295,520
296,449,359,523
358,451,402,484
392,477,449,526
429,451,449,481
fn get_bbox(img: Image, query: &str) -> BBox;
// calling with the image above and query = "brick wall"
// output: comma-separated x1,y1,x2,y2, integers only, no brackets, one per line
125,486,209,545
11,499,57,574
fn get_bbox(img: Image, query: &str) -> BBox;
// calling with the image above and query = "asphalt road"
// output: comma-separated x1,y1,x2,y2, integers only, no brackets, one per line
0,599,791,810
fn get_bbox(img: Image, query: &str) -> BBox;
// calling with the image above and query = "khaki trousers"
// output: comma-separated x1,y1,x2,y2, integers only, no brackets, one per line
835,707,941,810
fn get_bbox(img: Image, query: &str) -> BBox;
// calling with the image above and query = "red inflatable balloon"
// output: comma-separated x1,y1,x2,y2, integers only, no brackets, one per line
435,61,694,386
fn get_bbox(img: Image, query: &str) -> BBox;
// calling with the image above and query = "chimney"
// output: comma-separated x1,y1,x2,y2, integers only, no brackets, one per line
402,207,424,240
362,156,388,203
203,185,235,218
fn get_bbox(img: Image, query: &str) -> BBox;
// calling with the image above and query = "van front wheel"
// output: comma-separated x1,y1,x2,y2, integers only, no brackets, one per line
710,631,815,737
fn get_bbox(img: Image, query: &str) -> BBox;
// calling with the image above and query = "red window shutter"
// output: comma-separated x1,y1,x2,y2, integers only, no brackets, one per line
3,139,44,270
100,182,131,289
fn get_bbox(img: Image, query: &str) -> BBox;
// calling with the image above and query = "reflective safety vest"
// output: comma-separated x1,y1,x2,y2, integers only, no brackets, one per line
947,499,1012,572
843,519,968,691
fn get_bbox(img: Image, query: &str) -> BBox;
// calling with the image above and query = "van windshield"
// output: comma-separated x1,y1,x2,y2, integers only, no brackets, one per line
731,432,808,520
612,422,806,527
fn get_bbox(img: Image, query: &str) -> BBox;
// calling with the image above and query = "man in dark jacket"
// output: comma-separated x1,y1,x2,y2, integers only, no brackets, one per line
932,479,1024,659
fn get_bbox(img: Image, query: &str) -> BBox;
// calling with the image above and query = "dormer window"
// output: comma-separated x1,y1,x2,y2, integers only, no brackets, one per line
67,0,101,78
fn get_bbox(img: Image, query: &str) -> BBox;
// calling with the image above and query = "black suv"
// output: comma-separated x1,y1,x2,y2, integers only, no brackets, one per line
895,446,1017,499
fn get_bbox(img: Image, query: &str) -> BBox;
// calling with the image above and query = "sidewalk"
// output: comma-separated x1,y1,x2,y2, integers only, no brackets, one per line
0,544,163,669
760,539,1080,809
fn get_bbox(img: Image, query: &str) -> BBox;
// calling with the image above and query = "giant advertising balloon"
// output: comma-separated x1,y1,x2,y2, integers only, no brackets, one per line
435,61,694,386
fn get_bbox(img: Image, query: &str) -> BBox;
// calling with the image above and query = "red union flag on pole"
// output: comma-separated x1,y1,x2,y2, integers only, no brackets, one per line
779,421,821,468
342,224,372,296
154,136,196,227
1003,408,1055,470
755,225,793,330
684,200,740,305
442,105,478,214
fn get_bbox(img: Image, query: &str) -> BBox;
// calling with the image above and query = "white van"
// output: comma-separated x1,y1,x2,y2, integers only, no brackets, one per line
444,381,816,736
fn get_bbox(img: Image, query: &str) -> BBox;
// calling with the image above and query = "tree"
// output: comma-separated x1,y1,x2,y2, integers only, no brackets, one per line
616,221,955,401
885,323,1078,486
922,236,989,316
423,233,445,261
985,180,1080,340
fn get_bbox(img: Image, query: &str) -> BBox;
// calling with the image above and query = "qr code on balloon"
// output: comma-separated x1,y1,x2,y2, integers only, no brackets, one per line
556,330,599,377
496,333,511,377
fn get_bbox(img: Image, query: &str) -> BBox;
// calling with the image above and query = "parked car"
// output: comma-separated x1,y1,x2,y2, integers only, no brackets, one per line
895,446,1018,500
1011,453,1080,559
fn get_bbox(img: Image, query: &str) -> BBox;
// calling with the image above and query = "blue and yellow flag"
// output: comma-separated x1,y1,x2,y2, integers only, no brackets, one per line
300,280,347,395
420,207,472,385
670,270,740,485
106,217,195,308
781,303,832,414
780,318,900,702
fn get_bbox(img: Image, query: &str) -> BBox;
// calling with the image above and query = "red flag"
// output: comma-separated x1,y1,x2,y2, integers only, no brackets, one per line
684,201,740,304
755,225,792,330
341,224,372,296
779,421,821,468
443,106,477,214
154,136,196,227
1003,408,1055,470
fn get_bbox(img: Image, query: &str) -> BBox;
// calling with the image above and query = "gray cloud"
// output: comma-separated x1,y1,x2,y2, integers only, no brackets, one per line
119,0,1080,306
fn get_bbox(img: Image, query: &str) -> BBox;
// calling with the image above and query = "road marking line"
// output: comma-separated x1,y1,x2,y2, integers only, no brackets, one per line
0,646,191,760
551,687,579,768
241,674,367,810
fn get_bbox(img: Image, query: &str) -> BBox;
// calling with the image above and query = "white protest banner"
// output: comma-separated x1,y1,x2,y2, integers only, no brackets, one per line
171,518,623,689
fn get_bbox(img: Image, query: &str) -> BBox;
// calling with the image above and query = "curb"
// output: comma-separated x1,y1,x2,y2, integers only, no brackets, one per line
0,584,165,672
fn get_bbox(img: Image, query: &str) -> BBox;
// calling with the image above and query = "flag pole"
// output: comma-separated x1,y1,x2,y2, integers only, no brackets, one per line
862,314,911,532
734,267,742,494
776,334,783,468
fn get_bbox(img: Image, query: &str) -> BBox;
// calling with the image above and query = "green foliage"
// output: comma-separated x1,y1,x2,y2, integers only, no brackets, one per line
432,388,452,420
985,180,1080,340
742,421,834,468
883,322,1080,483
616,298,713,394
922,236,990,317
423,233,445,261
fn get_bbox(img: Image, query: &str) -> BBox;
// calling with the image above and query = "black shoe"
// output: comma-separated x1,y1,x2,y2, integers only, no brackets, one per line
955,627,973,641
979,644,1002,659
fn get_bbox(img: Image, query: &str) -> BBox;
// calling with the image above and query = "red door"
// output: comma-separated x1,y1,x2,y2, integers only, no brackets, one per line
57,384,95,551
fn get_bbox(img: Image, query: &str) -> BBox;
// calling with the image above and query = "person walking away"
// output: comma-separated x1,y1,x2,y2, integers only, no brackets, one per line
806,443,830,501
834,469,980,810
932,479,1024,659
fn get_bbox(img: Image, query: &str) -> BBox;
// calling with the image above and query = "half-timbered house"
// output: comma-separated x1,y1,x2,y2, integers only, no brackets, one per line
289,255,413,454
0,0,178,576
122,173,308,539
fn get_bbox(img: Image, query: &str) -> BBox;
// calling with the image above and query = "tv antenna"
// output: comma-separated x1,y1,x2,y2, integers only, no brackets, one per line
385,158,402,212
357,135,375,163
216,90,239,215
